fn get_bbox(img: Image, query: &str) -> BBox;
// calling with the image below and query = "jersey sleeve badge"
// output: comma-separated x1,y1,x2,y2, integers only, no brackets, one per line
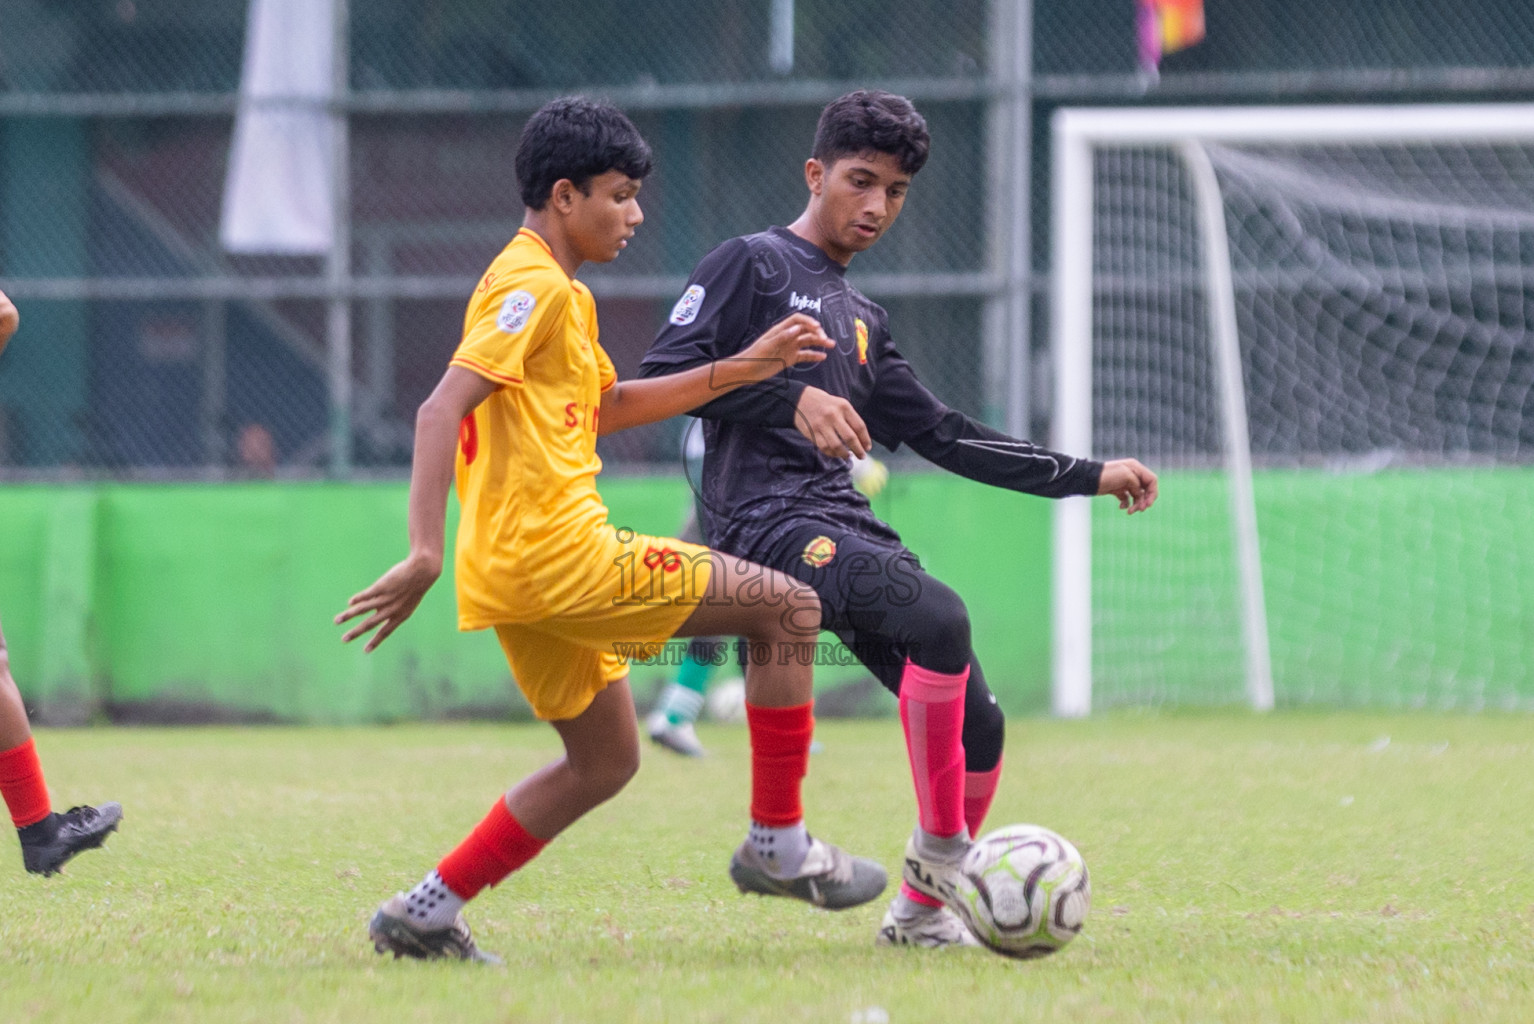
497,290,537,333
669,284,706,325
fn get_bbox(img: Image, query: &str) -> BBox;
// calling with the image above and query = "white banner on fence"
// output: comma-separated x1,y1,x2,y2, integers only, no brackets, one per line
219,0,335,255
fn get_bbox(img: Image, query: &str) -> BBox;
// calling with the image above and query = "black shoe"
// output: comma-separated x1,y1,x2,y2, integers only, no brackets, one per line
728,835,888,910
20,802,124,876
369,895,503,965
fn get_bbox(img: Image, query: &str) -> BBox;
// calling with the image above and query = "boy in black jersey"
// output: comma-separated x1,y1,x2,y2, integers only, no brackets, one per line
640,91,1157,947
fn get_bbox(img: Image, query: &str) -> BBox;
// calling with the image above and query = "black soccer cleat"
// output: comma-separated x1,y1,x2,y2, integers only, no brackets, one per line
729,835,888,910
20,802,124,877
369,895,504,965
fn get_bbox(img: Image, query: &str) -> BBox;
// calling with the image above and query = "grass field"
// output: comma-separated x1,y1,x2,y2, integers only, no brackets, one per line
3,713,1533,1023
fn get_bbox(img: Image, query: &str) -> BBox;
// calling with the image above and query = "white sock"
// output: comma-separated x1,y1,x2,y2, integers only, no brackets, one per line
896,828,970,921
913,826,969,863
656,683,705,725
893,891,943,922
748,820,811,878
401,870,466,931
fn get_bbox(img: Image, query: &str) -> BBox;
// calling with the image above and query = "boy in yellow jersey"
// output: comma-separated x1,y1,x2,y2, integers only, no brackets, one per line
0,289,123,875
336,98,888,964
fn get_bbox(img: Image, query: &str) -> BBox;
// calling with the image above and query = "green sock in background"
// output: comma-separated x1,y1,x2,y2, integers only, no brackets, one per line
657,653,713,725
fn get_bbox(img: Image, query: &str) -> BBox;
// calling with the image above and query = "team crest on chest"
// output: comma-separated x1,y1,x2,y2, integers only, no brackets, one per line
670,284,706,325
855,318,869,364
497,290,537,333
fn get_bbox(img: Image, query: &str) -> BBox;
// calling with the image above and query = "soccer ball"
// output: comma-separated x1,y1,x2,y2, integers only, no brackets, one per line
704,677,747,724
950,824,1090,959
850,454,890,498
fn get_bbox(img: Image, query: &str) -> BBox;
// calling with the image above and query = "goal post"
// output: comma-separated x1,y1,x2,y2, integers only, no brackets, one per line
1050,103,1534,716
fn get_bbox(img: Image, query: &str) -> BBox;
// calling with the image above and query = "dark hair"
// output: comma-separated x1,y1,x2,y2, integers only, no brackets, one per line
515,97,653,210
811,90,930,176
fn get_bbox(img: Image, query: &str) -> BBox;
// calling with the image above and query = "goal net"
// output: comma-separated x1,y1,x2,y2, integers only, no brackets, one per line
1051,105,1534,714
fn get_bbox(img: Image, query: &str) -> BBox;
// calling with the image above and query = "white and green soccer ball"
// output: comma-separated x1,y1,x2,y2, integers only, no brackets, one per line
952,824,1091,959
704,677,747,724
849,454,889,499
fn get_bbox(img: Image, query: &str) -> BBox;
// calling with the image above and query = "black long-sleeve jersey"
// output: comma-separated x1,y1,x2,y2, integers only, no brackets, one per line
638,226,1102,562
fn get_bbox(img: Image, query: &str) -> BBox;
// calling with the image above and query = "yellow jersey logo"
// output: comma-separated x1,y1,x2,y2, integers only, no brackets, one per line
855,318,869,364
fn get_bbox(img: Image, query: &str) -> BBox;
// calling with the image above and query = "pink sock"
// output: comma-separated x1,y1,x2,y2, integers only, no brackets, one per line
899,881,944,908
964,759,1003,839
898,659,968,840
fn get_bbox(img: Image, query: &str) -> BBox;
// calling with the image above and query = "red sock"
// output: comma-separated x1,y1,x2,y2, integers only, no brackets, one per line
899,660,968,840
964,759,1004,839
745,702,813,826
0,737,51,829
435,798,548,900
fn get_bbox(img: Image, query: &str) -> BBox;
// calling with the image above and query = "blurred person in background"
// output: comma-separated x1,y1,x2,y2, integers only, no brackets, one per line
643,419,737,757
235,422,278,479
641,91,1157,948
646,419,882,757
0,288,124,876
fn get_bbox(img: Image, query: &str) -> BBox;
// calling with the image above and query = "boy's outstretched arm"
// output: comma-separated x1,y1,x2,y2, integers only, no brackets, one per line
599,313,832,435
636,364,873,460
335,366,496,651
862,357,1159,513
903,405,1157,513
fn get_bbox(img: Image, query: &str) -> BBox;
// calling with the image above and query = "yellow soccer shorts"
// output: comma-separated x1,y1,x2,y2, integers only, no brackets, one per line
494,529,714,721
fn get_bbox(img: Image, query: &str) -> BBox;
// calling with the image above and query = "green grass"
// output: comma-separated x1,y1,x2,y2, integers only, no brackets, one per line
3,714,1533,1022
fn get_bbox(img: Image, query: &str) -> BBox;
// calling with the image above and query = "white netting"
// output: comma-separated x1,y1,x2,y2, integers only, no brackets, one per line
1083,125,1534,709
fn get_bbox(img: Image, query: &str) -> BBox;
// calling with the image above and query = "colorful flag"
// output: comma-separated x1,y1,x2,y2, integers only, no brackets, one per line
1138,0,1206,75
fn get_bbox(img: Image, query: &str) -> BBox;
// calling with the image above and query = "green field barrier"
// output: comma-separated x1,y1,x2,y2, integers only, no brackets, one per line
0,474,1054,724
11,468,1526,722
1091,467,1534,710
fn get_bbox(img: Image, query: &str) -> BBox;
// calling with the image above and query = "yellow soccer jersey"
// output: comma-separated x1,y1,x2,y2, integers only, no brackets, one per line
450,228,619,627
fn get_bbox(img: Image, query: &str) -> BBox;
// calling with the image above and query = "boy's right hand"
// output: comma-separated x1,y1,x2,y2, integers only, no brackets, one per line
335,552,442,652
794,387,871,459
741,313,834,374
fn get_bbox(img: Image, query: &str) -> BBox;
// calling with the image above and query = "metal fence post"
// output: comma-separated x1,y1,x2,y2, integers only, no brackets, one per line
985,0,1033,437
326,0,353,477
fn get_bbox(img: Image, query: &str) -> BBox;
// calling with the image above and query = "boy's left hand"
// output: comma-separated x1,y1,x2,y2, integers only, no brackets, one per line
1098,458,1158,514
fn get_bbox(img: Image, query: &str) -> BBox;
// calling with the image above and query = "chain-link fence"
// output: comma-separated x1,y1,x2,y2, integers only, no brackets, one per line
0,0,1530,477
